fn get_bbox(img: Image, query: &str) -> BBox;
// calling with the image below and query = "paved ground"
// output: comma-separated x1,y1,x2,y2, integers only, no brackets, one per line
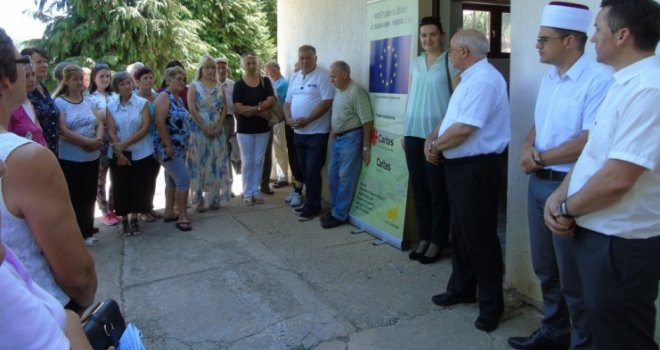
90,182,539,350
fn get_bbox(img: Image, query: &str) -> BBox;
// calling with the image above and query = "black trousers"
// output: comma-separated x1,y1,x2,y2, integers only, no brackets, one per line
144,155,161,211
59,158,100,239
403,136,450,245
575,227,660,350
284,123,303,183
109,156,154,216
444,154,503,319
261,130,273,190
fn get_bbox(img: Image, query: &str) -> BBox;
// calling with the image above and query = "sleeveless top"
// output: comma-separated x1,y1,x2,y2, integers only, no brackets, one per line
0,132,69,305
153,90,191,161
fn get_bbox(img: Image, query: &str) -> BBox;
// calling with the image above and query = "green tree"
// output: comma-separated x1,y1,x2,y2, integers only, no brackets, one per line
181,0,276,79
31,0,277,81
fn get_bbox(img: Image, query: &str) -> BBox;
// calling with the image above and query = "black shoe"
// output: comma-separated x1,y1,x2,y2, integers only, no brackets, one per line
475,315,500,332
272,180,288,188
408,248,426,260
321,215,346,229
294,206,305,214
508,330,569,350
92,226,100,234
261,187,275,195
319,212,333,223
419,245,444,264
431,292,477,307
298,210,319,222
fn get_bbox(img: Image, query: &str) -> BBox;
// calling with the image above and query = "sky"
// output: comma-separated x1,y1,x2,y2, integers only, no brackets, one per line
0,1,47,45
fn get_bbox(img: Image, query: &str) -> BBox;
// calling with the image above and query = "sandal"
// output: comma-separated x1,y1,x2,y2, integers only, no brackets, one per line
149,210,163,218
175,221,192,232
130,218,142,236
195,204,206,213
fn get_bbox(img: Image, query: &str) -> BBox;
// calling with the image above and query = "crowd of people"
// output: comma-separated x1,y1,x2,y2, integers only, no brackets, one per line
1,0,660,348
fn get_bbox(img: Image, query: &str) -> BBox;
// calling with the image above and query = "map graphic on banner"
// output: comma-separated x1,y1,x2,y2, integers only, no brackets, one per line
350,0,417,249
369,35,412,94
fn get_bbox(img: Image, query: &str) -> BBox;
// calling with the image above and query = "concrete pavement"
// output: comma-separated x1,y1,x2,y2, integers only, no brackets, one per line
90,187,539,350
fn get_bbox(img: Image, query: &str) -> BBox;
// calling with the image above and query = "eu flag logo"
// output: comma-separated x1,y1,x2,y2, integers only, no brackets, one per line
369,35,412,94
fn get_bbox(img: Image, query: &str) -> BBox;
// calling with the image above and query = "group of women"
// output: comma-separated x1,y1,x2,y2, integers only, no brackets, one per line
5,44,280,246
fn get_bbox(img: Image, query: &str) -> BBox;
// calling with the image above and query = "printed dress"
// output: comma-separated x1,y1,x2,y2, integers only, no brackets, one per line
186,81,232,207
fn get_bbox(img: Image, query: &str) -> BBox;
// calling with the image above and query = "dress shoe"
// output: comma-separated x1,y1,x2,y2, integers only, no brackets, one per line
508,329,569,350
272,180,288,188
431,292,477,307
418,245,445,264
474,315,500,332
321,215,346,229
261,187,275,195
408,249,425,260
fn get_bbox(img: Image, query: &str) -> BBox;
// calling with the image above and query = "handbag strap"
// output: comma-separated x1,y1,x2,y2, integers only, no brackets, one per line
444,52,453,95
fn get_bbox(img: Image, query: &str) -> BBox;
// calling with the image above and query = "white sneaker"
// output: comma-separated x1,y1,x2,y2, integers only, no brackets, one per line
84,237,100,247
289,192,303,207
284,189,295,203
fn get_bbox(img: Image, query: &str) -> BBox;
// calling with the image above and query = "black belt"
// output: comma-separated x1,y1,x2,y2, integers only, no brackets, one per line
535,169,567,181
333,127,361,138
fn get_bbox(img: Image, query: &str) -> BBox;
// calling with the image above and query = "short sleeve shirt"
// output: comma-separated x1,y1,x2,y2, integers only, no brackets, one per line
54,95,100,162
107,95,154,160
438,58,510,158
285,66,335,134
569,56,660,239
233,77,274,134
331,81,374,133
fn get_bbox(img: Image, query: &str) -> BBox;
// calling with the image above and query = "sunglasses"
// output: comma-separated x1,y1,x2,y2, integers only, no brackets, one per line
14,55,34,71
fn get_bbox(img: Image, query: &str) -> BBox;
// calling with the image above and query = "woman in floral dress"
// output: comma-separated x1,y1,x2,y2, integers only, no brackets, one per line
186,55,232,212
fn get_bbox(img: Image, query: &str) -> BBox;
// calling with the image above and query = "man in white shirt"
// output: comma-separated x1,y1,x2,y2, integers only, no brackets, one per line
284,45,335,221
429,29,510,333
216,56,240,177
544,1,660,349
510,2,612,349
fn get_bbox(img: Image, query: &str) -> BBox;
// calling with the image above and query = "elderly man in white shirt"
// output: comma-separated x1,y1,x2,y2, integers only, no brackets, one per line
428,29,510,333
544,1,660,349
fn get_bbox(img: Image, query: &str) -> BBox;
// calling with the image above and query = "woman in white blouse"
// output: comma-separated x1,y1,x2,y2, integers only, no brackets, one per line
105,71,153,236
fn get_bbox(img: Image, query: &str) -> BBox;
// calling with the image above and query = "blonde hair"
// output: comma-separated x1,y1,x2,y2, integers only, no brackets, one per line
53,64,84,97
194,54,216,81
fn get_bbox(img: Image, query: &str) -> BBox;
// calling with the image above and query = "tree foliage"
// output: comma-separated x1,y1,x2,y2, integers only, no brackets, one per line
31,0,277,81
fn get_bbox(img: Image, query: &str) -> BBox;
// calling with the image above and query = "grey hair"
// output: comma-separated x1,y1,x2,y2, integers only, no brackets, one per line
454,29,490,56
265,60,280,70
331,61,351,76
164,66,186,85
111,71,132,92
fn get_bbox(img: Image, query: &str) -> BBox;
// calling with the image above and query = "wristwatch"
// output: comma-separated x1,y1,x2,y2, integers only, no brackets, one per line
257,106,262,112
558,200,573,218
362,146,369,152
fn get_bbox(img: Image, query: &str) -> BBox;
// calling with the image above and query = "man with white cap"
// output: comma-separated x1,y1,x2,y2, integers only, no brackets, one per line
510,2,612,349
545,0,660,349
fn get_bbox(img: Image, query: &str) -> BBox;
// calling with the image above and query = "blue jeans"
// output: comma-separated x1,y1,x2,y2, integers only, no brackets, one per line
528,174,589,348
328,129,363,221
294,133,329,212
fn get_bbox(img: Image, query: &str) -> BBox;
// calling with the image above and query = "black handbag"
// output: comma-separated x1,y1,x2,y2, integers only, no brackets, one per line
82,299,126,350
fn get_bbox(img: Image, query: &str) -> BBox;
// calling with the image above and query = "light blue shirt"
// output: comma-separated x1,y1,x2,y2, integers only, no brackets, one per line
534,54,612,172
107,95,154,160
54,95,100,162
404,52,457,138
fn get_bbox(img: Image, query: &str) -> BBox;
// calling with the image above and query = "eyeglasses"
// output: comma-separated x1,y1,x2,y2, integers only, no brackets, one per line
14,55,33,70
536,35,569,44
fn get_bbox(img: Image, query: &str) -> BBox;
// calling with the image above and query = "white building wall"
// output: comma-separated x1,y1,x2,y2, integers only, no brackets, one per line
279,0,660,336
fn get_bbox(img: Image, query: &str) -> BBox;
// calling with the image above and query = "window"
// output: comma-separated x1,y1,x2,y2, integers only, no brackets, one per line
462,4,511,58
